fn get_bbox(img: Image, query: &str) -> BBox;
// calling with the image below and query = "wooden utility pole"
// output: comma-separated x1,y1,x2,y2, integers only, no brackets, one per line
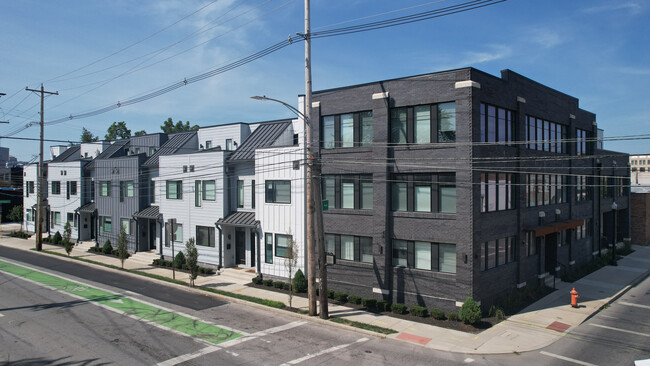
26,84,58,251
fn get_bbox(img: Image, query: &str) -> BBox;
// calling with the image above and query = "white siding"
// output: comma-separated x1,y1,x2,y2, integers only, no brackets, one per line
80,141,110,159
47,161,83,239
23,164,42,233
198,124,251,151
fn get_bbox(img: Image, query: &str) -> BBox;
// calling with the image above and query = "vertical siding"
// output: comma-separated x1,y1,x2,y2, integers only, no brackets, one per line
197,124,251,151
47,161,83,240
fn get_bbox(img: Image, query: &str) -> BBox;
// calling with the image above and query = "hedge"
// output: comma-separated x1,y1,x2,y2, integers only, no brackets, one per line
409,306,428,317
347,295,362,305
391,303,407,314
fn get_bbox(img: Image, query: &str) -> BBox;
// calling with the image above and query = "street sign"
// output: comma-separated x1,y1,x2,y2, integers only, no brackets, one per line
322,200,329,211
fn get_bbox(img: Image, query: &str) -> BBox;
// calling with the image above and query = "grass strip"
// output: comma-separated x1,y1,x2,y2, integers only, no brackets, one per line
200,286,285,308
330,316,397,334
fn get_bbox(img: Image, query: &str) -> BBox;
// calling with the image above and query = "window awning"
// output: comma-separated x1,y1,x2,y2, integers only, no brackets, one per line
525,219,585,237
216,211,257,228
133,206,160,220
76,201,96,213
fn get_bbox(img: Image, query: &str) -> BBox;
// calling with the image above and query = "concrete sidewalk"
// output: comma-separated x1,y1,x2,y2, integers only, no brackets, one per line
1,225,648,355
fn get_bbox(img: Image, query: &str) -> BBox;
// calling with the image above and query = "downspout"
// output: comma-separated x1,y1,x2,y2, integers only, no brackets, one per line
216,223,223,270
255,221,261,275
158,215,164,260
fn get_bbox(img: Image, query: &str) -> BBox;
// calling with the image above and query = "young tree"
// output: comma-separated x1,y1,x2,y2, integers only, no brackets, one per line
7,205,23,231
63,221,73,256
160,117,199,133
80,127,99,143
284,236,299,309
117,225,129,269
105,121,131,141
185,237,199,287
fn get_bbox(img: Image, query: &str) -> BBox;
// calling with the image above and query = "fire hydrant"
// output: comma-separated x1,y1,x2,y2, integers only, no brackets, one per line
570,288,579,308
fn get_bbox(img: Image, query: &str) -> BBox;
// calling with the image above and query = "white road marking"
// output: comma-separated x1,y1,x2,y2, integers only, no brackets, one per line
0,313,4,317
620,301,650,310
588,323,650,337
464,357,474,363
540,351,598,366
157,346,220,366
278,337,369,366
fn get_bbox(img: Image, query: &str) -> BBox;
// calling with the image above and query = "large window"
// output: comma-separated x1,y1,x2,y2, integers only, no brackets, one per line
324,233,373,264
525,174,567,207
120,218,133,235
237,180,244,208
526,116,567,153
321,175,372,210
99,181,111,197
391,173,456,213
195,181,202,207
69,181,77,196
119,181,134,202
173,224,183,243
265,180,291,203
576,175,590,202
322,111,373,149
275,234,291,257
166,181,182,199
392,239,456,273
480,173,514,212
340,235,354,261
265,233,273,263
576,128,587,155
480,104,514,145
390,102,456,144
99,216,111,235
52,211,61,225
480,236,516,271
27,181,35,194
196,226,215,247
202,180,216,201
51,181,61,195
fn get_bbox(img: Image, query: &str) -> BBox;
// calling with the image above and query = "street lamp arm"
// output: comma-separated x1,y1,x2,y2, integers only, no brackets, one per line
250,95,307,122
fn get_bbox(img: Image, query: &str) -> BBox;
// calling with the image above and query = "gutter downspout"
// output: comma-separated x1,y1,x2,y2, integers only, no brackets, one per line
158,215,164,259
216,223,223,270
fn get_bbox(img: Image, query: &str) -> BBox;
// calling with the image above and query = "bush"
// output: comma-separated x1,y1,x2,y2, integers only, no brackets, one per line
391,303,407,315
431,309,446,320
362,298,377,309
273,281,284,289
10,231,31,239
447,312,459,321
202,267,215,275
494,307,506,321
292,269,307,293
52,231,62,245
252,276,263,285
283,282,291,291
459,297,482,325
348,295,362,305
263,279,273,287
334,292,348,303
174,251,186,268
376,300,390,312
328,289,335,299
409,306,428,317
64,240,74,256
102,240,113,255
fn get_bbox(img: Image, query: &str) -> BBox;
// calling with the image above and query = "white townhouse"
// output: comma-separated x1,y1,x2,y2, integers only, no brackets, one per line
23,162,47,233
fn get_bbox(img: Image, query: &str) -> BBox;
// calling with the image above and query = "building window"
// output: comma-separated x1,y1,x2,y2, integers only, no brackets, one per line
51,211,61,226
359,178,373,210
205,140,212,149
226,139,233,150
481,236,516,271
150,180,155,203
390,102,456,144
99,216,111,236
26,210,32,222
67,213,74,225
391,239,456,273
265,233,273,263
480,103,514,145
99,181,111,197
69,181,77,196
275,234,291,257
237,180,244,208
576,128,587,155
251,180,255,208
119,181,134,202
195,181,202,207
51,181,61,195
359,237,373,263
324,234,373,263
341,179,354,209
321,111,373,149
414,241,431,270
173,224,183,243
526,116,567,153
340,235,354,261
196,226,215,247
120,218,132,235
27,181,35,194
202,180,215,201
480,173,514,212
325,234,336,256
391,173,456,213
392,240,408,267
265,180,291,204
576,175,589,202
166,181,182,199
525,174,567,207
321,175,372,210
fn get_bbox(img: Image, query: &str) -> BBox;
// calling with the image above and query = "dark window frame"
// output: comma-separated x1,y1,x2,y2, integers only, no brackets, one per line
166,180,183,200
390,173,456,213
389,102,456,145
321,111,373,149
265,180,291,204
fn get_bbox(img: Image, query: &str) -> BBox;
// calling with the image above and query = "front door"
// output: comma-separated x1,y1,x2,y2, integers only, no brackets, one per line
545,233,558,274
149,221,156,250
250,231,256,267
235,229,246,265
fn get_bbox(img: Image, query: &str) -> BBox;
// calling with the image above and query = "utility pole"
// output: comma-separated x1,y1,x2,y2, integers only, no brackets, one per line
25,84,58,251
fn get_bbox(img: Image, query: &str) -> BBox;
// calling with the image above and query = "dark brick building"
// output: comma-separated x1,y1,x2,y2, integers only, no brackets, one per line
311,68,630,311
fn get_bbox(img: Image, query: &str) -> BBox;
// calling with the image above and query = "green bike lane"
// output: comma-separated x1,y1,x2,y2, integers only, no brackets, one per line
0,259,243,345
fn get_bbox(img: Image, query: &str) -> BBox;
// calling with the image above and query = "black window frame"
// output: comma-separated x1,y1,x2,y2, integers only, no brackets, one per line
51,181,61,195
389,102,456,145
196,226,215,247
390,173,456,213
265,180,291,204
265,233,273,264
321,174,373,210
166,180,183,200
321,111,373,149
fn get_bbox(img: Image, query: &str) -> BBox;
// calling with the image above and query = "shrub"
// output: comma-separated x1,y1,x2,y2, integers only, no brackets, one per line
361,298,377,309
273,281,284,289
328,289,335,299
391,303,407,315
447,312,459,321
10,231,31,239
431,309,446,320
283,282,291,291
292,269,307,293
203,267,215,275
334,292,348,303
409,306,428,317
459,297,482,325
102,240,113,255
263,279,273,287
64,240,74,257
376,300,390,312
348,295,362,305
52,231,63,245
252,276,263,285
174,251,186,268
493,307,506,321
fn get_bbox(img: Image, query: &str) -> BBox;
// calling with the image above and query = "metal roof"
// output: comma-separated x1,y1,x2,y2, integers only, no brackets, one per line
228,120,291,161
143,132,197,167
84,140,130,170
216,211,257,227
133,205,160,219
76,201,96,213
50,146,81,163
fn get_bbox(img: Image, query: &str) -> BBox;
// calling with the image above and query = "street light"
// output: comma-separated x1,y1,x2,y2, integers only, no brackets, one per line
250,96,306,121
611,201,617,266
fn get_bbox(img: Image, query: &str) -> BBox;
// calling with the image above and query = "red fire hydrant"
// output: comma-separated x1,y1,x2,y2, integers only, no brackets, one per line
570,288,579,308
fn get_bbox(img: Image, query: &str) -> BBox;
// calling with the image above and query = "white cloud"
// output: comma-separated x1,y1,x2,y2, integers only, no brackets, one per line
582,1,644,15
459,45,513,65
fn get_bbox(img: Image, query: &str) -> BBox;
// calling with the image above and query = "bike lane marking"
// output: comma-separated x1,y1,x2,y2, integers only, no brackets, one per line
0,259,242,345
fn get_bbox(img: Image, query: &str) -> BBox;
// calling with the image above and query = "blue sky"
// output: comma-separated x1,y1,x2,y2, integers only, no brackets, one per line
1,0,648,161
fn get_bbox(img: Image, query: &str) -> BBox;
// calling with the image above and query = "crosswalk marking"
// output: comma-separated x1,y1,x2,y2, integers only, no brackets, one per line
279,337,369,366
540,351,598,366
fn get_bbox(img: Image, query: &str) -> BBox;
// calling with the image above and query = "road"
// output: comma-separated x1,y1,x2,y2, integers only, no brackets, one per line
1,244,648,365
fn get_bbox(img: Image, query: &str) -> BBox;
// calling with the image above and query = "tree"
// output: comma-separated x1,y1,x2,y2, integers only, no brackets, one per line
105,121,131,141
7,205,23,231
284,235,299,309
134,130,147,136
80,127,99,143
117,225,129,269
63,221,73,256
160,117,199,133
185,237,199,287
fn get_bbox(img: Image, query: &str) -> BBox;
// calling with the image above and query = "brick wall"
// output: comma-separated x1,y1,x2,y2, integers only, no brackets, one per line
631,193,650,245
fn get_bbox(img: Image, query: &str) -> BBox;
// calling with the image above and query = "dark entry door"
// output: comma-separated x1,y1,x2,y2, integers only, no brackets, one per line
545,233,557,273
149,221,156,250
235,230,246,265
250,232,255,267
